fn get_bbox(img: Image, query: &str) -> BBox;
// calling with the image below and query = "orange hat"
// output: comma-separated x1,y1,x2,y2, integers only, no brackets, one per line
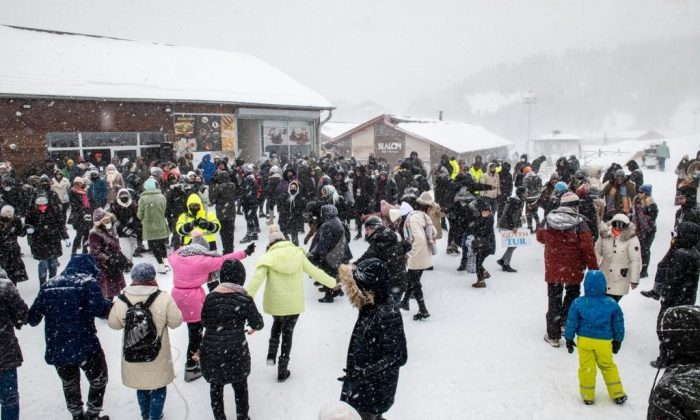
522,166,532,174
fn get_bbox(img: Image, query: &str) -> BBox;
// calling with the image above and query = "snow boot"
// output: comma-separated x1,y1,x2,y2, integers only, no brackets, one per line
483,270,491,279
399,299,410,311
583,400,594,406
614,395,627,405
456,264,466,271
471,280,486,288
543,335,561,348
413,310,430,321
277,357,291,382
267,339,279,366
184,363,203,382
503,265,517,273
641,289,660,300
85,413,110,420
496,259,505,268
240,234,253,244
318,294,334,303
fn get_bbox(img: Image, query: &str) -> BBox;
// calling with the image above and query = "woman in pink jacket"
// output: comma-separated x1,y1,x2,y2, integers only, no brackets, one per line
168,230,256,382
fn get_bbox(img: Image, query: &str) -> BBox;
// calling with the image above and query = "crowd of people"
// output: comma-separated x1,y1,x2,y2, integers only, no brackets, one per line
0,145,698,419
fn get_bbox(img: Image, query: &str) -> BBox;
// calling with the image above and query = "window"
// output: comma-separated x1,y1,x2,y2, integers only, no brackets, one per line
47,132,79,148
261,120,314,158
82,132,137,147
140,132,167,145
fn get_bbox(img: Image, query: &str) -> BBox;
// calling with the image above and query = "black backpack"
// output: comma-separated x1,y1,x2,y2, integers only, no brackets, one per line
118,291,162,363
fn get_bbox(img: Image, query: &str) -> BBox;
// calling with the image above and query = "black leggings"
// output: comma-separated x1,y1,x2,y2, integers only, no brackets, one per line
270,315,299,360
187,322,203,366
147,239,167,264
72,228,90,254
210,380,248,420
243,204,259,233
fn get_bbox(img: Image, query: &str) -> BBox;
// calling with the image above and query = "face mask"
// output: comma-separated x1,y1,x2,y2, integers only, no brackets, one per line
37,204,48,213
189,205,201,214
104,223,112,230
119,197,129,203
0,216,9,222
290,189,298,194
3,187,10,191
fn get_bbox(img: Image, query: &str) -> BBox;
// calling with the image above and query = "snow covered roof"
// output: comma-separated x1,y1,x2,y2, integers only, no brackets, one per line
534,131,581,142
395,119,513,153
321,122,360,140
0,25,333,109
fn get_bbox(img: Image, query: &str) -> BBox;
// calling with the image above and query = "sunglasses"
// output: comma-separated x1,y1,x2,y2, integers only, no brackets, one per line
611,221,627,229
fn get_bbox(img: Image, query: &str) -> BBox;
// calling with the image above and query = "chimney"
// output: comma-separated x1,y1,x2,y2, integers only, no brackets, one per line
438,111,443,121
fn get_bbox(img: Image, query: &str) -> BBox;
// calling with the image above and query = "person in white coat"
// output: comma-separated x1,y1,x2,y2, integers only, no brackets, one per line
50,169,71,223
399,202,435,321
108,263,183,420
594,213,642,301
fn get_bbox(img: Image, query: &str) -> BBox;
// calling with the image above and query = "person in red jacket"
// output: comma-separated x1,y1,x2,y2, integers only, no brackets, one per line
536,192,598,348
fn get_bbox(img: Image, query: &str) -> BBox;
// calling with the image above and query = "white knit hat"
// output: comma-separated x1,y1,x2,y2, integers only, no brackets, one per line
268,224,285,243
0,205,14,218
317,401,361,420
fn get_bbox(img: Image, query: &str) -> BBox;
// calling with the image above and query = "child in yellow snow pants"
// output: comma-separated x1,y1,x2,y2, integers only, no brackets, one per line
564,270,627,405
576,336,625,402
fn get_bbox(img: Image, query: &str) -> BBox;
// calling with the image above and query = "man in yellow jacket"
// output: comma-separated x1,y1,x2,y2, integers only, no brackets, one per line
176,194,221,250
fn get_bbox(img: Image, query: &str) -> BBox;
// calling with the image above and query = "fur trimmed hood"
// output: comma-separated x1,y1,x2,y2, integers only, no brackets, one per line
599,221,637,241
339,264,375,309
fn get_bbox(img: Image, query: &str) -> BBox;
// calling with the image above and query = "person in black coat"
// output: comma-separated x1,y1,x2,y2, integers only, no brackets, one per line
373,171,398,209
277,180,305,246
513,154,530,188
651,222,700,368
338,259,407,420
449,187,476,256
165,177,192,250
467,199,496,288
352,166,375,239
209,171,238,254
240,164,260,243
112,188,143,260
308,205,352,303
68,177,93,255
497,161,514,215
0,178,26,218
0,268,28,420
555,156,571,183
625,160,644,192
0,205,29,284
496,186,525,273
394,161,414,202
25,194,68,285
201,260,263,420
647,305,700,420
355,217,411,305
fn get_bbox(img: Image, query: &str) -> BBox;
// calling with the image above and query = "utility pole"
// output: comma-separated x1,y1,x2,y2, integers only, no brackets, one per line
522,90,537,155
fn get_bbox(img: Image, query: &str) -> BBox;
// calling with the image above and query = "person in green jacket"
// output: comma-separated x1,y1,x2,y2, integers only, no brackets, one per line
246,224,337,383
655,141,671,171
137,178,171,273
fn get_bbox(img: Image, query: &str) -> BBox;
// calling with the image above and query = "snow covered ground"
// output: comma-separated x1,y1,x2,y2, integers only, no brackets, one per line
14,134,699,419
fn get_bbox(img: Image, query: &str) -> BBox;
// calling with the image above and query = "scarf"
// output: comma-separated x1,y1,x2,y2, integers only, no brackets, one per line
72,186,90,208
214,282,247,294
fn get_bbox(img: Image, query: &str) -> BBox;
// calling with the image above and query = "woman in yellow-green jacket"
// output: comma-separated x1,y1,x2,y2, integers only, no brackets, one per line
246,224,337,383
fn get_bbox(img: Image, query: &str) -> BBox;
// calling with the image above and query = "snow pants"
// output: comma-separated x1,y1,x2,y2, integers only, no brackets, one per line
576,336,625,402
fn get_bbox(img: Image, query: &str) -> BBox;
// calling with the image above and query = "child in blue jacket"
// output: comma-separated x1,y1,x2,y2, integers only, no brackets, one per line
564,270,627,405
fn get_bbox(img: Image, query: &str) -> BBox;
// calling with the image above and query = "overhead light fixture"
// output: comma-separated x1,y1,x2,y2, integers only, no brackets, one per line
22,104,31,109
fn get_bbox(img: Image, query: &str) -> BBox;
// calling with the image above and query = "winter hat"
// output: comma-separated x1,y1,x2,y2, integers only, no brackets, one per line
559,192,579,206
190,229,209,248
614,169,626,178
270,165,281,175
554,181,568,192
66,159,74,166
93,208,114,225
106,164,117,172
522,166,532,174
611,213,630,226
416,191,436,207
144,178,158,191
639,184,652,195
268,224,285,243
657,305,700,366
220,260,246,286
317,401,361,420
187,171,197,179
242,163,254,173
352,258,390,304
150,167,163,178
34,195,49,206
364,215,383,229
1,205,14,218
388,208,401,223
130,263,156,285
677,185,697,200
73,176,85,185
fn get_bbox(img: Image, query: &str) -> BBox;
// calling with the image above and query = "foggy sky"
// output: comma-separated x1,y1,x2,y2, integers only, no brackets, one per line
2,0,698,111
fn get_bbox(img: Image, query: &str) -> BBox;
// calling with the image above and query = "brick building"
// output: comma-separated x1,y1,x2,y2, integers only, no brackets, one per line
0,25,333,177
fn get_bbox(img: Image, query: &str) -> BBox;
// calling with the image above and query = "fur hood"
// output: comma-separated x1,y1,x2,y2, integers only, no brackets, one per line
598,221,637,241
339,264,374,309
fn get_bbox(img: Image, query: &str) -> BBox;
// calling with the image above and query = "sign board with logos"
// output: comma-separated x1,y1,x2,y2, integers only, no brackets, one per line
373,124,405,162
499,228,532,248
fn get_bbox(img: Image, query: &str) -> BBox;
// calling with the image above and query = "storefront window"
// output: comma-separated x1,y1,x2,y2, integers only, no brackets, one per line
47,132,79,148
261,120,314,158
140,132,166,145
82,132,137,147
